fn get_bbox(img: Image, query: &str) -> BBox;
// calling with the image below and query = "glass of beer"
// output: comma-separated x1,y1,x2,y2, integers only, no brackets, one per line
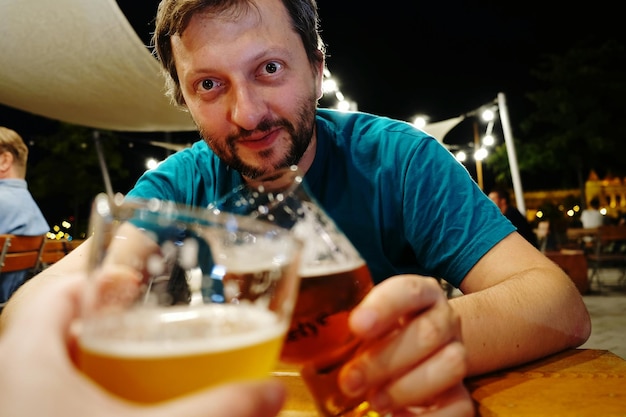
210,167,378,417
76,193,303,404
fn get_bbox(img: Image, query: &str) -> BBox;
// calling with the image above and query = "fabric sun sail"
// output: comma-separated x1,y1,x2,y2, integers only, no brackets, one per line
0,0,195,132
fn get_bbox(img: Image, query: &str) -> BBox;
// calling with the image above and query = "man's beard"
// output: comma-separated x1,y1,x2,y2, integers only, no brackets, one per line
199,99,316,179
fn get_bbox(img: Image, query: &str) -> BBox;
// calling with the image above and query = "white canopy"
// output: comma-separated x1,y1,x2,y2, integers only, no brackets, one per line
0,0,196,132
0,0,467,141
422,116,465,145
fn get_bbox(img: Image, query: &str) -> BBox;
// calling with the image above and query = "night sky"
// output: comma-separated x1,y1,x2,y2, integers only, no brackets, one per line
118,0,555,123
2,1,620,140
114,0,623,144
1,0,622,179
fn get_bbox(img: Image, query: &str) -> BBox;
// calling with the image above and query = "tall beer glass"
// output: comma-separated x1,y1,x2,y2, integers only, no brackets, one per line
210,167,378,417
76,193,302,404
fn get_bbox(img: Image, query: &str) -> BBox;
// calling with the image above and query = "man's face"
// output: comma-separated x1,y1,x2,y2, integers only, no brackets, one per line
171,0,324,179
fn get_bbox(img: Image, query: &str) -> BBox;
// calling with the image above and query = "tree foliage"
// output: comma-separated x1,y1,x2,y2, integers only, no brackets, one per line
488,38,626,191
28,123,129,235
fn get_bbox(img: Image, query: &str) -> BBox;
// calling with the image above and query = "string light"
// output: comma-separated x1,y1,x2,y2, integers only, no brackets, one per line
413,103,500,163
412,115,428,129
320,68,357,112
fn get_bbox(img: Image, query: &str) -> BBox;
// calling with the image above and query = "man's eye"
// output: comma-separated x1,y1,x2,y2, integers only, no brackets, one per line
201,79,215,90
264,62,282,74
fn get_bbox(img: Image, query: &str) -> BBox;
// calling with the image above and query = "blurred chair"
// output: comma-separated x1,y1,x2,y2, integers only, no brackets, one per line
37,238,86,272
38,239,69,270
0,234,47,310
0,234,46,274
65,239,86,252
587,225,626,292
0,235,14,265
565,227,599,253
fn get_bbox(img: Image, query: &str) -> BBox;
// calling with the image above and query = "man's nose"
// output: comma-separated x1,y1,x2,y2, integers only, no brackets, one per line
229,84,266,131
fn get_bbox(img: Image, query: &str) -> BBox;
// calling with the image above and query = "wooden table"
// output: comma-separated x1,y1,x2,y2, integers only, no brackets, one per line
566,227,599,243
275,349,626,416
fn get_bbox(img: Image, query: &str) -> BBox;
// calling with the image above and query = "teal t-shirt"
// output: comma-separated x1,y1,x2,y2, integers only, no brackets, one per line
127,109,514,287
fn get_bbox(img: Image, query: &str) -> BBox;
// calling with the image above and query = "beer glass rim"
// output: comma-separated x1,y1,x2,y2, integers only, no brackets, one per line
207,165,304,213
92,192,296,237
245,165,303,193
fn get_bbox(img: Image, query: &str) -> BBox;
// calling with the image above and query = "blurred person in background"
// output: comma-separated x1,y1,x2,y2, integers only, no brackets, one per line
488,187,538,248
580,197,604,229
0,126,50,304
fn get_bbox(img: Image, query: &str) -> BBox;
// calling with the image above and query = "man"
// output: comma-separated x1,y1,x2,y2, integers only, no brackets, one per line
3,1,590,415
580,197,604,229
0,126,50,303
488,187,538,247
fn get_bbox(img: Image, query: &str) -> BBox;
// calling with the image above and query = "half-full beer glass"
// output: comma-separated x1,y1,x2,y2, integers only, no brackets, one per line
210,167,378,417
76,193,302,403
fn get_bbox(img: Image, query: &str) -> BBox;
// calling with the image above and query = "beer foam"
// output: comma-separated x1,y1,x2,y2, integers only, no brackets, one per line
214,239,295,274
79,304,284,358
218,254,289,274
299,258,366,278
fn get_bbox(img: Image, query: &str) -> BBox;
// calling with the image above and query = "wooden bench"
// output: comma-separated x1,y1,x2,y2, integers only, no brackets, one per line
39,239,68,266
0,234,46,275
0,234,47,308
565,227,599,252
37,238,86,271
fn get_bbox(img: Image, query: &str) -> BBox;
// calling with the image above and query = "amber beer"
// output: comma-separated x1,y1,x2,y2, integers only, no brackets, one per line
280,259,375,416
77,304,286,403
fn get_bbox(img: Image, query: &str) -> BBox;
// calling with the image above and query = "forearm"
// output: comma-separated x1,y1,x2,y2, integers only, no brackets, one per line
451,264,591,376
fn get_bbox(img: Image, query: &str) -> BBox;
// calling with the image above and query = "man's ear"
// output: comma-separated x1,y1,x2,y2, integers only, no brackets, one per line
0,151,12,172
315,54,326,100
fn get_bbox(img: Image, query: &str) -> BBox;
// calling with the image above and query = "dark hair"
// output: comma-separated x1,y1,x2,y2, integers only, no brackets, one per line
152,0,326,106
490,187,511,205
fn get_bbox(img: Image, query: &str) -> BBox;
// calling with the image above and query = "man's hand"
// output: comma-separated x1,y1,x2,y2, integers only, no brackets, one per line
339,275,474,416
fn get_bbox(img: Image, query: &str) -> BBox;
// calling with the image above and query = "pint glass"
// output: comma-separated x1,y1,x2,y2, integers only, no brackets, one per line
76,193,302,403
210,167,378,416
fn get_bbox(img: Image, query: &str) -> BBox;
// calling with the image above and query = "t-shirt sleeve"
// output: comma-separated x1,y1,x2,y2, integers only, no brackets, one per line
401,137,515,287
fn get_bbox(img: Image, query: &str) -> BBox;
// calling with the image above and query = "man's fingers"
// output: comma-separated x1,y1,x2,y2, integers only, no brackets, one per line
368,341,467,411
350,275,446,339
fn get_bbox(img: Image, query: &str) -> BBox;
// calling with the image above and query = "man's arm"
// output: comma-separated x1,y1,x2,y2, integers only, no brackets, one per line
453,232,591,376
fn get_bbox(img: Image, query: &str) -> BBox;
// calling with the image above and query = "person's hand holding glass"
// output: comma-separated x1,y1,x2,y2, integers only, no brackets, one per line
0,272,288,417
75,193,303,404
210,167,376,416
